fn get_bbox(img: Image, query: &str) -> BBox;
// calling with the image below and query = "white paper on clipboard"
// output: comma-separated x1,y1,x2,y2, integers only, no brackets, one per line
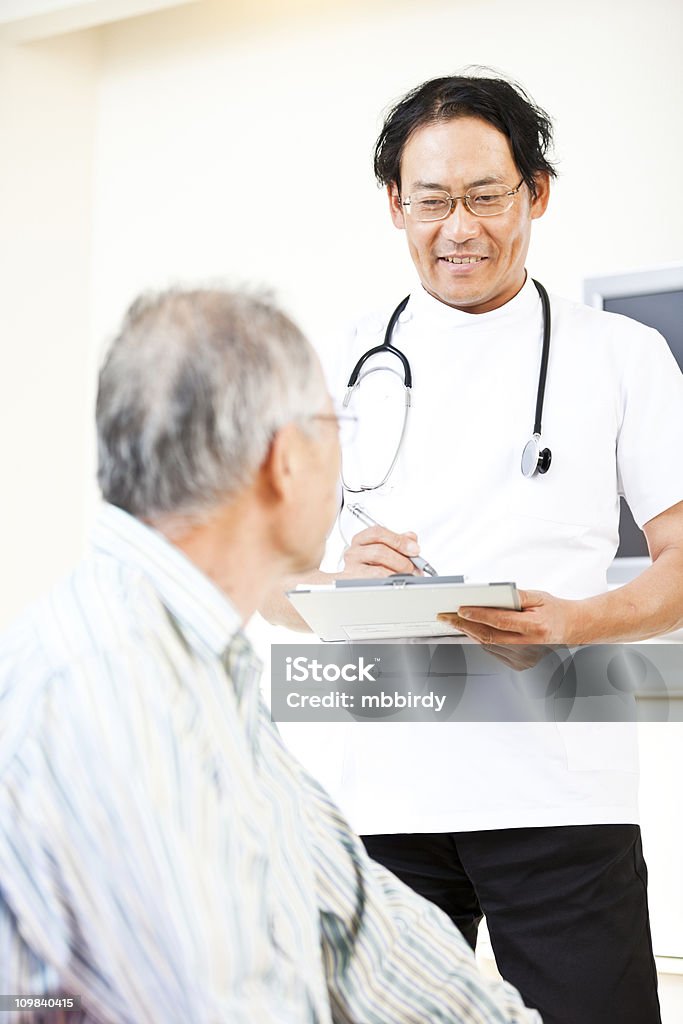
286,578,521,642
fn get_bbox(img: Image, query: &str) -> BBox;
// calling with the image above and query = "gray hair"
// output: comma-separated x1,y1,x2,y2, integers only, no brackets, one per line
96,286,325,521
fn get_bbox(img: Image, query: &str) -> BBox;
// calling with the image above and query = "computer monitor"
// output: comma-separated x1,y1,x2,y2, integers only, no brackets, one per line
583,264,683,582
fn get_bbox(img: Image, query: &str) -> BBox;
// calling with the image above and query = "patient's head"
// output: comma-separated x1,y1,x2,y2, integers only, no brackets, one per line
97,286,340,575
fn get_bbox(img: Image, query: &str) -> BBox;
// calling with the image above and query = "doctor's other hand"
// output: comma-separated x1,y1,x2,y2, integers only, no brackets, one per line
437,589,581,646
340,525,423,579
478,643,558,672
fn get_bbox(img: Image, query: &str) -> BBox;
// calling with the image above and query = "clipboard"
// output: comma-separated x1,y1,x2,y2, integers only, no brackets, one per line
286,575,521,642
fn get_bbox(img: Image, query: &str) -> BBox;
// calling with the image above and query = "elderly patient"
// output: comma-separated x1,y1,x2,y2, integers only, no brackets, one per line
0,288,540,1023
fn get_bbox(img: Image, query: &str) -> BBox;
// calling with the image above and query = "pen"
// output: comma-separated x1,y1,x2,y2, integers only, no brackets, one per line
347,503,438,577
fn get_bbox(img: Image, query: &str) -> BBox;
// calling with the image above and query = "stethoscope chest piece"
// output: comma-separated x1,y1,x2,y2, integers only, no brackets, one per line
521,433,552,477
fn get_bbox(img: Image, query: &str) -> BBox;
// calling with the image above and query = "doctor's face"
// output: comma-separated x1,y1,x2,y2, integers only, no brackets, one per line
389,116,549,313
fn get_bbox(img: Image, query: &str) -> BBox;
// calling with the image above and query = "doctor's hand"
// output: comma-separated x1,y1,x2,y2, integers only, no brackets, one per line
340,526,423,579
437,589,581,646
477,643,557,672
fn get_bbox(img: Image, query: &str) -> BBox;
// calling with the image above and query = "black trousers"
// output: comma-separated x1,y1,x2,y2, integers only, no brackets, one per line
361,825,661,1024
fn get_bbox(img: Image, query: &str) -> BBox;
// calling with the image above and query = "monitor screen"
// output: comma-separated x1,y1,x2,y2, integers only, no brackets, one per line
600,285,683,558
603,290,683,372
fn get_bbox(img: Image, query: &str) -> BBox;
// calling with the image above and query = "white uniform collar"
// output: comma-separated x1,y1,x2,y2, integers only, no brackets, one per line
407,271,541,329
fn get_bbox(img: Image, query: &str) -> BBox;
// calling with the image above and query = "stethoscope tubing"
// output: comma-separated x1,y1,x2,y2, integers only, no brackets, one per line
343,278,553,481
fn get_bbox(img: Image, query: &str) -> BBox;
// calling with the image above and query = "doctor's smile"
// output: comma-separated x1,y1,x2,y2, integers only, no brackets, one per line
439,254,489,272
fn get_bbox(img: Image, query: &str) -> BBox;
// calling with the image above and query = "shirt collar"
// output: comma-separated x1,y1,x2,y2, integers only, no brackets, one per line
407,271,541,330
91,503,247,662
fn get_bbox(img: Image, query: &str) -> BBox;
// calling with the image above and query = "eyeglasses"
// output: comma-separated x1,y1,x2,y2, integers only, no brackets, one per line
401,179,525,221
307,411,358,447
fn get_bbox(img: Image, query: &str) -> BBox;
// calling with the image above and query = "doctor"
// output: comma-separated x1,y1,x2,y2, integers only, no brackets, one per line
263,74,683,1024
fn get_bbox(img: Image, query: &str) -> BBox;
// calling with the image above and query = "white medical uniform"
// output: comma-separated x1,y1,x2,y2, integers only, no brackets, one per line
302,273,683,836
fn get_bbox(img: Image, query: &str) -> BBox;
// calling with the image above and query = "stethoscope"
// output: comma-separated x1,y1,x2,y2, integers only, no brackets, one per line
342,278,552,487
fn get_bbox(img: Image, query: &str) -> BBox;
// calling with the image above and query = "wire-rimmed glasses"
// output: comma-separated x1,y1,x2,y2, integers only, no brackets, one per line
306,408,358,447
401,178,525,221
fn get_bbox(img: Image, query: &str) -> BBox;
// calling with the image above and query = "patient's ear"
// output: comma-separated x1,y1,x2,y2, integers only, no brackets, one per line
261,423,303,503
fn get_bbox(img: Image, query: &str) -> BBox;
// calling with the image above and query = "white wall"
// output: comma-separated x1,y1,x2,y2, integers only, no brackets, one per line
0,30,99,627
0,0,198,41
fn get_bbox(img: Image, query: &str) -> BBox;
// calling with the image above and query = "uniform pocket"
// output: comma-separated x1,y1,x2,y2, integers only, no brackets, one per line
508,472,603,529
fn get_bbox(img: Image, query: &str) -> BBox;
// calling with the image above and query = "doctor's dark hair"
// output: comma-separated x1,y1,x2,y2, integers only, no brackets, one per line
96,287,324,523
374,73,557,199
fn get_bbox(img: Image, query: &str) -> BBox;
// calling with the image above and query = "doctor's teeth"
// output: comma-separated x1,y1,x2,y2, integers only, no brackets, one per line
445,256,483,264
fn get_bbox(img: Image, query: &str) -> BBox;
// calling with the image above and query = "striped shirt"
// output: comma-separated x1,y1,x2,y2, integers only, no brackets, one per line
0,504,540,1023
